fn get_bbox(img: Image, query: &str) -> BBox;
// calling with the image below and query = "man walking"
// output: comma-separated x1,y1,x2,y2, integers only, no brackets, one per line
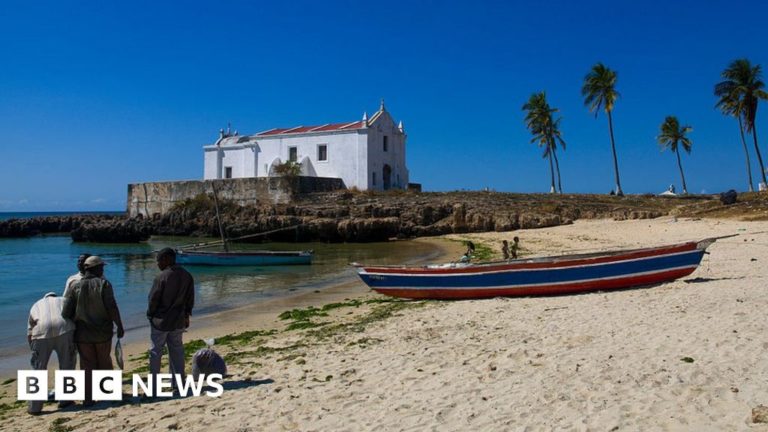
147,248,195,387
62,255,124,406
27,292,76,415
63,253,91,297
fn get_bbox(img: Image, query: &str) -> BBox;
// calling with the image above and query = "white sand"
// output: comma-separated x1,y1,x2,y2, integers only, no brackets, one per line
4,217,768,431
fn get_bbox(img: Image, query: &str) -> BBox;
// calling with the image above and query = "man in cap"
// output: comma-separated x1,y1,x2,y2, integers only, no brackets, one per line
62,255,125,406
63,253,91,297
26,292,76,415
147,247,195,387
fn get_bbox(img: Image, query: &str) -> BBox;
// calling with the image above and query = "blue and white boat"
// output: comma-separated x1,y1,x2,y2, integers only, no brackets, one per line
354,238,724,299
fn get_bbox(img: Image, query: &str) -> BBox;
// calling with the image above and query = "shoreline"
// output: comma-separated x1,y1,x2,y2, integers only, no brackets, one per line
0,237,463,380
4,217,768,430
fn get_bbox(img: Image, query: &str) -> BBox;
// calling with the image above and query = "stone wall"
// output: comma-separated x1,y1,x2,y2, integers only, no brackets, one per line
127,176,345,217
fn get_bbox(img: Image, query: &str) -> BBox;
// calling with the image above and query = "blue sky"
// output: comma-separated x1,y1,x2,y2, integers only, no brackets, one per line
1,0,767,211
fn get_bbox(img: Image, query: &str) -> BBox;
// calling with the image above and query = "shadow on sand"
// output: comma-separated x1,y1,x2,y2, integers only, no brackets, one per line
684,276,746,284
52,378,274,413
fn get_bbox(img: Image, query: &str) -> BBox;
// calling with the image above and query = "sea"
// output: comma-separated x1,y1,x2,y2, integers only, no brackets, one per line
0,212,443,373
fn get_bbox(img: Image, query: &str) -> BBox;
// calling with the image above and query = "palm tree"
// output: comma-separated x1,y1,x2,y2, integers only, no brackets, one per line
716,92,754,191
657,116,692,194
523,92,566,193
549,117,566,193
715,58,768,187
582,63,623,195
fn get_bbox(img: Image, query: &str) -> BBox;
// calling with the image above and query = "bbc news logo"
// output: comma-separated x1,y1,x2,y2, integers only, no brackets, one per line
17,370,224,400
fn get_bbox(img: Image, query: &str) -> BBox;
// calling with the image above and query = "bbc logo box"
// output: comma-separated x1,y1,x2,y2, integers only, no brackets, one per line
18,370,122,401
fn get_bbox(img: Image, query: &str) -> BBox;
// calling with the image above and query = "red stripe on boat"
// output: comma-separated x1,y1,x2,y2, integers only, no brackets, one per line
372,267,697,299
362,242,698,275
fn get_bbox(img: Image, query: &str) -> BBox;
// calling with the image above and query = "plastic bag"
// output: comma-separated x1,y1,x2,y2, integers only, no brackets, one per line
114,338,124,370
191,338,227,379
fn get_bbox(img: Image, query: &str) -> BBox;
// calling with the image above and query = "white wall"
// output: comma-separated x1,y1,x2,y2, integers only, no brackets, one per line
203,110,408,190
365,111,408,190
254,131,367,189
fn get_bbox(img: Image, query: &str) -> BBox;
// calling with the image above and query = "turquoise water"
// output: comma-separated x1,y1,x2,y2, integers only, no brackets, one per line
0,234,441,359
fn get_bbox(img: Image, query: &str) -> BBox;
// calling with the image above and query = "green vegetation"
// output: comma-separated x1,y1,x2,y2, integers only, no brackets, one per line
448,238,496,261
306,300,427,340
279,298,399,331
523,91,566,194
49,417,73,432
657,116,693,194
715,58,768,187
272,161,302,177
0,401,24,415
216,329,278,346
0,378,15,385
582,62,623,196
680,357,695,363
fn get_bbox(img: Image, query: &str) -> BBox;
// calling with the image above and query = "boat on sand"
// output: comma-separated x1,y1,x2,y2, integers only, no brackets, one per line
353,238,725,299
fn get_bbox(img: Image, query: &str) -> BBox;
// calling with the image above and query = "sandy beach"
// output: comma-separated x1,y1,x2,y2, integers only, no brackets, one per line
2,217,768,431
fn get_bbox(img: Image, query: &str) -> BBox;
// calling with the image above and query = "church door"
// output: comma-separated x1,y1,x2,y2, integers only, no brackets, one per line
383,164,392,190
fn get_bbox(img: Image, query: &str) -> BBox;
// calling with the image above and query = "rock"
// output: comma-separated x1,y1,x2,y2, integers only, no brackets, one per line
71,219,152,243
720,189,738,205
752,405,768,423
2,192,696,243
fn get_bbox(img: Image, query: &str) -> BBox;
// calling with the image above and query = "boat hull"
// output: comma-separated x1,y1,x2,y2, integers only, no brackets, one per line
176,250,313,266
355,241,710,299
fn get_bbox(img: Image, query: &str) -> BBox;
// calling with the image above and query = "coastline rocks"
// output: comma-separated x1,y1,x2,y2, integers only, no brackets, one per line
71,219,152,243
720,190,738,205
0,215,118,238
3,192,698,243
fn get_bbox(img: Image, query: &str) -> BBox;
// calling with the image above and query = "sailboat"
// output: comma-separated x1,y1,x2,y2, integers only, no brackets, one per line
175,182,313,266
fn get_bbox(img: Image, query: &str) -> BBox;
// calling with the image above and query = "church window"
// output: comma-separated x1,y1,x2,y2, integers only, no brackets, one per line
289,147,298,162
318,144,328,161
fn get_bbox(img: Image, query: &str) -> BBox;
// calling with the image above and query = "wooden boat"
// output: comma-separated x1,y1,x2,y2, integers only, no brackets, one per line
353,238,723,299
174,181,313,266
176,249,312,266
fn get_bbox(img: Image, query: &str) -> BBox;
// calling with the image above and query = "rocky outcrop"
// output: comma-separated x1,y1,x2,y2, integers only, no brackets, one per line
0,191,712,243
0,215,120,237
71,218,153,243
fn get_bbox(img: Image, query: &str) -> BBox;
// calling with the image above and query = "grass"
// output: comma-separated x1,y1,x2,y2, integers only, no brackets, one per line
1,378,15,385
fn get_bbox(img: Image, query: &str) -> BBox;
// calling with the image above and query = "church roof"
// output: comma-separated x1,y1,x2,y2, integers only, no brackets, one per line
256,120,365,137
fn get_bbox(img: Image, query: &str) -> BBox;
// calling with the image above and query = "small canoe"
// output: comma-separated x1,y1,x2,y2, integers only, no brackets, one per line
353,238,720,299
176,249,313,266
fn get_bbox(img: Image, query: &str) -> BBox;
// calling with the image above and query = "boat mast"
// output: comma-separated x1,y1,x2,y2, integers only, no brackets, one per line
210,181,229,252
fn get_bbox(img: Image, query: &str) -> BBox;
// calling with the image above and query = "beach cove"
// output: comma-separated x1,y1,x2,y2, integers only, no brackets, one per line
1,217,767,430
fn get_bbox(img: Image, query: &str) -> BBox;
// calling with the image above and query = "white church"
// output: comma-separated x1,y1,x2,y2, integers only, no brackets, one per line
203,101,409,191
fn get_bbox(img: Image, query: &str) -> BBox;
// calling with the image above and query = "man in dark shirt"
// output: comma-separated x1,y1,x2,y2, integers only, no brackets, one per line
62,255,124,406
147,248,195,386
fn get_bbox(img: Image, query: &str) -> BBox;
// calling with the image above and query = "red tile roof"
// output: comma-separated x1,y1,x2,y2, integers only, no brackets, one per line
256,121,364,136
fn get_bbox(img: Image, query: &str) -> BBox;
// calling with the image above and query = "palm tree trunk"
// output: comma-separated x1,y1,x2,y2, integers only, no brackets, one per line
607,111,623,195
753,123,768,187
675,149,688,194
552,146,563,193
738,115,754,192
548,151,556,193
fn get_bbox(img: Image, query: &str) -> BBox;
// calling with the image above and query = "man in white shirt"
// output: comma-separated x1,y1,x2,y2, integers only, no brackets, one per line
27,292,76,415
63,254,90,297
